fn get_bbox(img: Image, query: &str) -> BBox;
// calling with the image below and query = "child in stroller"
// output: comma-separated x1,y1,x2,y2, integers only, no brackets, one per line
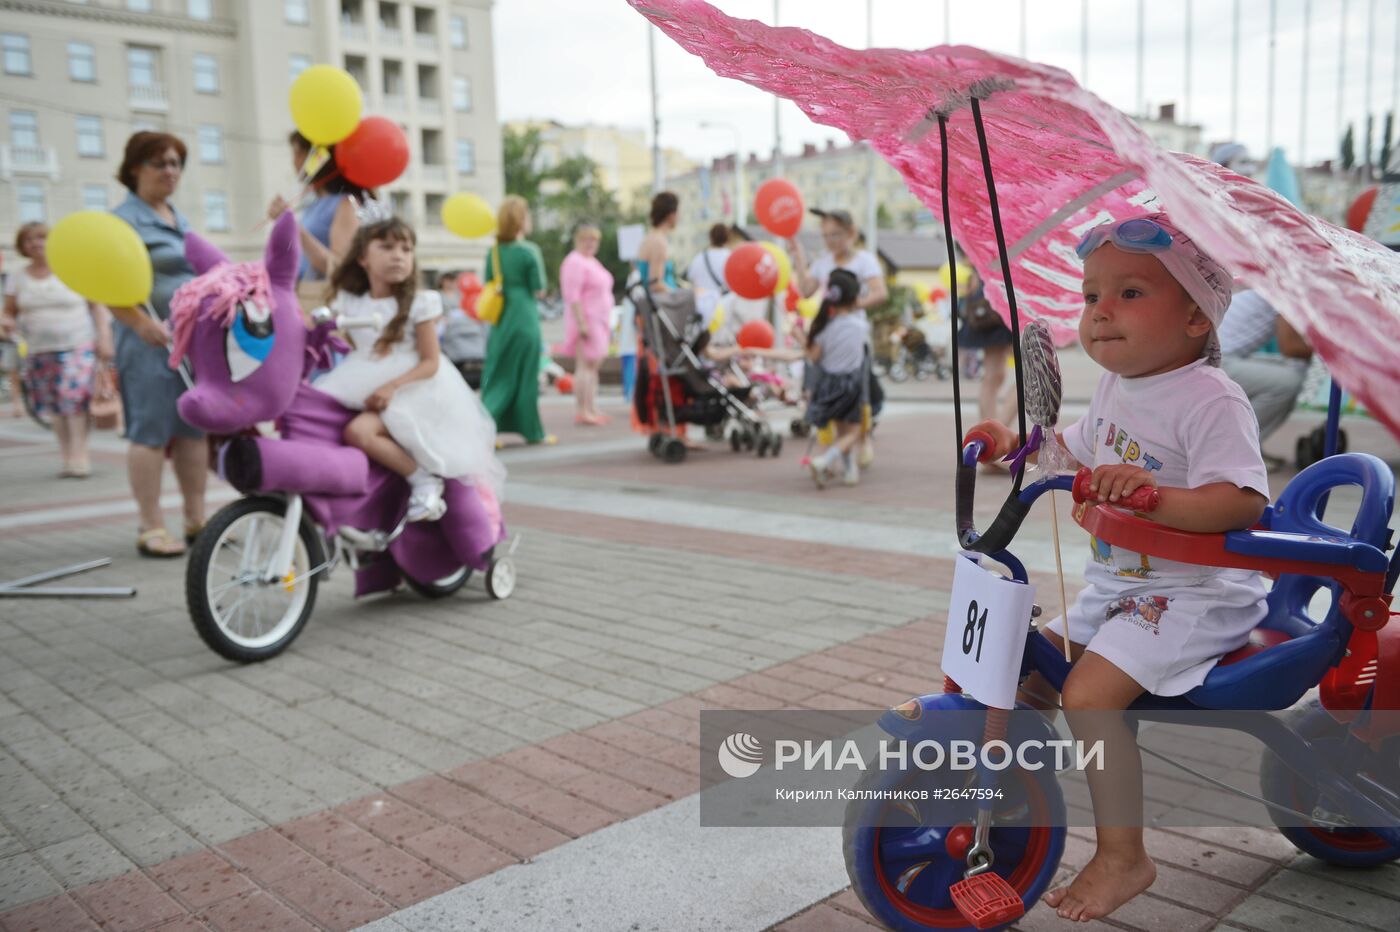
629,283,784,463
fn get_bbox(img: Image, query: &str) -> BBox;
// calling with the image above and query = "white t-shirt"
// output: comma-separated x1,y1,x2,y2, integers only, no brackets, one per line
1061,359,1269,584
814,312,870,375
686,247,731,325
332,289,443,351
807,249,882,298
4,268,94,354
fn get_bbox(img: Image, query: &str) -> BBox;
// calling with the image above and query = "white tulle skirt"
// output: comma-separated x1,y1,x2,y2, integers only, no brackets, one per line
314,350,506,499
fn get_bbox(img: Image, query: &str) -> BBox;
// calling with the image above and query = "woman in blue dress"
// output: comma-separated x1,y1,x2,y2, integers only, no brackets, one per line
109,132,208,557
266,133,374,291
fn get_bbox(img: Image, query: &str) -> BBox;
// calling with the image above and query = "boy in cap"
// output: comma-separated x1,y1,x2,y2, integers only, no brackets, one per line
969,213,1269,921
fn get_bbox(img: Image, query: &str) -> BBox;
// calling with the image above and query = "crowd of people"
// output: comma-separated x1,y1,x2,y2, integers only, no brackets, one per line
0,130,1332,558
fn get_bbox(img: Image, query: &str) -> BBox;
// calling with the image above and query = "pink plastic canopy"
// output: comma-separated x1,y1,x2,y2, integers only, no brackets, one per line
632,0,1400,442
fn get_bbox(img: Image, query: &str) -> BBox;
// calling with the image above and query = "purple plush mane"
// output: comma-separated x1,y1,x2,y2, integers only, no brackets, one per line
171,212,306,434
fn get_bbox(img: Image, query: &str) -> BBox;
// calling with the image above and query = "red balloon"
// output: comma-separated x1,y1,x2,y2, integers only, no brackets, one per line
335,117,410,188
784,281,800,312
737,319,775,350
754,178,805,238
457,271,482,307
556,373,575,394
724,243,780,299
1346,186,1379,233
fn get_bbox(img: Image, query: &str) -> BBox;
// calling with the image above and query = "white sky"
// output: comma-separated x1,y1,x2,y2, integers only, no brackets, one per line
493,0,1400,170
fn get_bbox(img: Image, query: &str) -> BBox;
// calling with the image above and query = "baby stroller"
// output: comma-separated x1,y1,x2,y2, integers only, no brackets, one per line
629,283,782,464
441,311,487,390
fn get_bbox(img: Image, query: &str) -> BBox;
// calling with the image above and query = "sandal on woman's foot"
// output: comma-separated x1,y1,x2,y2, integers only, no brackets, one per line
137,528,186,559
184,521,207,545
58,464,92,479
528,435,558,446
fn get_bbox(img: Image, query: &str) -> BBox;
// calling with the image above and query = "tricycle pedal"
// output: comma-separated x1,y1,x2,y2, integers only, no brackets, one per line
949,871,1024,929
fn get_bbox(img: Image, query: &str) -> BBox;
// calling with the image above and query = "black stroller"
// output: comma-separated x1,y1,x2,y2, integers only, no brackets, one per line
629,283,782,464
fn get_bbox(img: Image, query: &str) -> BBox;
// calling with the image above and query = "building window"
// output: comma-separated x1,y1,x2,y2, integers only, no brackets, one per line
82,184,108,212
3,34,31,76
193,54,219,93
204,190,230,231
17,183,45,223
455,139,475,174
449,15,466,49
68,42,96,82
127,47,157,87
451,76,471,112
188,0,212,19
424,193,444,227
285,0,309,25
289,54,311,82
198,124,223,163
9,111,39,148
128,0,152,11
76,116,104,157
389,191,409,218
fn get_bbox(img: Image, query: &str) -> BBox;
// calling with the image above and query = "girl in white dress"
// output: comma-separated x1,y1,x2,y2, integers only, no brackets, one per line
315,218,505,521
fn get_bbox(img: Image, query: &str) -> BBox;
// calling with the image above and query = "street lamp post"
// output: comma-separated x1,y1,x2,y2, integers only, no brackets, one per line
701,121,744,227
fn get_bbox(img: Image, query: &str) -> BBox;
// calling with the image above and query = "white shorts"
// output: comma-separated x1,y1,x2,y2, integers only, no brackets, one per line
1043,570,1267,696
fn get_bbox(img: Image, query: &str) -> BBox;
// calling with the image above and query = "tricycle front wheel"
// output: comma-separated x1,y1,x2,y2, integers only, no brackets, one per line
843,759,1066,931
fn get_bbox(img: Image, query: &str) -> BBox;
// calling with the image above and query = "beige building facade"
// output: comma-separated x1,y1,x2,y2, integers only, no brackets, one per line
0,0,503,277
506,119,694,213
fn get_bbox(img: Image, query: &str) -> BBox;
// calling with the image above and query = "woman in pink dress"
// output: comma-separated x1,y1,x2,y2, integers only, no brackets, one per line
557,224,615,425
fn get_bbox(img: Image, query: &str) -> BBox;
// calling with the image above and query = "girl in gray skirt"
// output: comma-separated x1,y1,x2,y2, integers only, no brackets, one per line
804,269,869,488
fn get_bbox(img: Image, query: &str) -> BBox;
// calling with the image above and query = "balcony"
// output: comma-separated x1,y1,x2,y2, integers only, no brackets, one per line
417,97,440,117
0,144,60,182
382,93,406,112
341,20,367,41
420,164,445,185
129,83,169,112
379,26,402,44
414,33,436,52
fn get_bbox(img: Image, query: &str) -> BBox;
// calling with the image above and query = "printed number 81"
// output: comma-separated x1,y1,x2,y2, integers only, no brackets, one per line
962,600,988,662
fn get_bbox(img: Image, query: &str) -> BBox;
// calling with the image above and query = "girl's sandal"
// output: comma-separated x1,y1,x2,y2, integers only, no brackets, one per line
184,521,207,545
137,528,186,559
528,435,558,446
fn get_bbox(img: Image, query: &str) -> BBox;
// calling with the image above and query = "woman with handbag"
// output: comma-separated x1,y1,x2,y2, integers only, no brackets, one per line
480,196,554,445
957,267,1019,430
3,222,114,477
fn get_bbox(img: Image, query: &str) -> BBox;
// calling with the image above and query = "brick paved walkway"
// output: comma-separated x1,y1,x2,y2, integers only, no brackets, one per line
2,372,1399,931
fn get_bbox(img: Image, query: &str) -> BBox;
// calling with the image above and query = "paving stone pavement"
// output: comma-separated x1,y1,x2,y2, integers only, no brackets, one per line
2,370,1399,931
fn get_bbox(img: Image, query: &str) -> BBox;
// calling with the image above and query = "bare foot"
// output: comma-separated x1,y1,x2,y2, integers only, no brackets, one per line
1042,851,1156,921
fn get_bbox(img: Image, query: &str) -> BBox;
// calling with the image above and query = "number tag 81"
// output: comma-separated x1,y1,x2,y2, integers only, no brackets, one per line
939,554,1038,710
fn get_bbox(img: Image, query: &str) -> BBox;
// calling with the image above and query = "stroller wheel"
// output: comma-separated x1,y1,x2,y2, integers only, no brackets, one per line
742,430,756,451
771,435,783,457
756,433,771,457
648,431,665,456
705,421,726,441
729,430,743,452
789,418,809,438
662,437,687,464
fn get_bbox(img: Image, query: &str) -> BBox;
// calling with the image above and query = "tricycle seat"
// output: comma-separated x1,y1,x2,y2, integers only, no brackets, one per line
1186,621,1342,710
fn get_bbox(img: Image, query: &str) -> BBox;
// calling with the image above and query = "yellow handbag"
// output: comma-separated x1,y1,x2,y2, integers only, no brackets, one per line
477,244,504,325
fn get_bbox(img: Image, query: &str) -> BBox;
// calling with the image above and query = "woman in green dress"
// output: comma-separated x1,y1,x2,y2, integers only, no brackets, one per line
481,196,554,444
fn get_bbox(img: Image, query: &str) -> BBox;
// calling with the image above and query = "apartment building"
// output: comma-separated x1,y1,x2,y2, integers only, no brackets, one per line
0,0,503,276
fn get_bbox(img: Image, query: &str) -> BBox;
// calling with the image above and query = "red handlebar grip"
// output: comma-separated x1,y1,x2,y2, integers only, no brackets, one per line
1072,467,1161,512
963,428,998,463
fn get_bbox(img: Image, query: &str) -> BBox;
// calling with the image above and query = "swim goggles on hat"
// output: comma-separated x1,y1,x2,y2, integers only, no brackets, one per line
1075,217,1173,261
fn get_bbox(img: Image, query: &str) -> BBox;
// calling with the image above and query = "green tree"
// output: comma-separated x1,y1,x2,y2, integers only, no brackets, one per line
1341,123,1356,170
501,126,639,295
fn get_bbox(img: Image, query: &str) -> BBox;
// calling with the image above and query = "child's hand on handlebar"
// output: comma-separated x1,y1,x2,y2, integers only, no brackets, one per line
1086,464,1157,504
963,420,1019,462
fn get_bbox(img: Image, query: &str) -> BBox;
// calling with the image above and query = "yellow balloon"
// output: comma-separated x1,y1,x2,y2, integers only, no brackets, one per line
47,211,152,307
441,192,496,239
760,241,791,295
797,297,819,321
708,303,726,335
289,65,363,145
913,283,932,305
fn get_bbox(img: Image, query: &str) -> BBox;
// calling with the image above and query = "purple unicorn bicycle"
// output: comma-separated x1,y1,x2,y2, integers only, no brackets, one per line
170,214,514,662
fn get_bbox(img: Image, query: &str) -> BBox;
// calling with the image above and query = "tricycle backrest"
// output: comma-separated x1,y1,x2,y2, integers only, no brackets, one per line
1268,452,1395,551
